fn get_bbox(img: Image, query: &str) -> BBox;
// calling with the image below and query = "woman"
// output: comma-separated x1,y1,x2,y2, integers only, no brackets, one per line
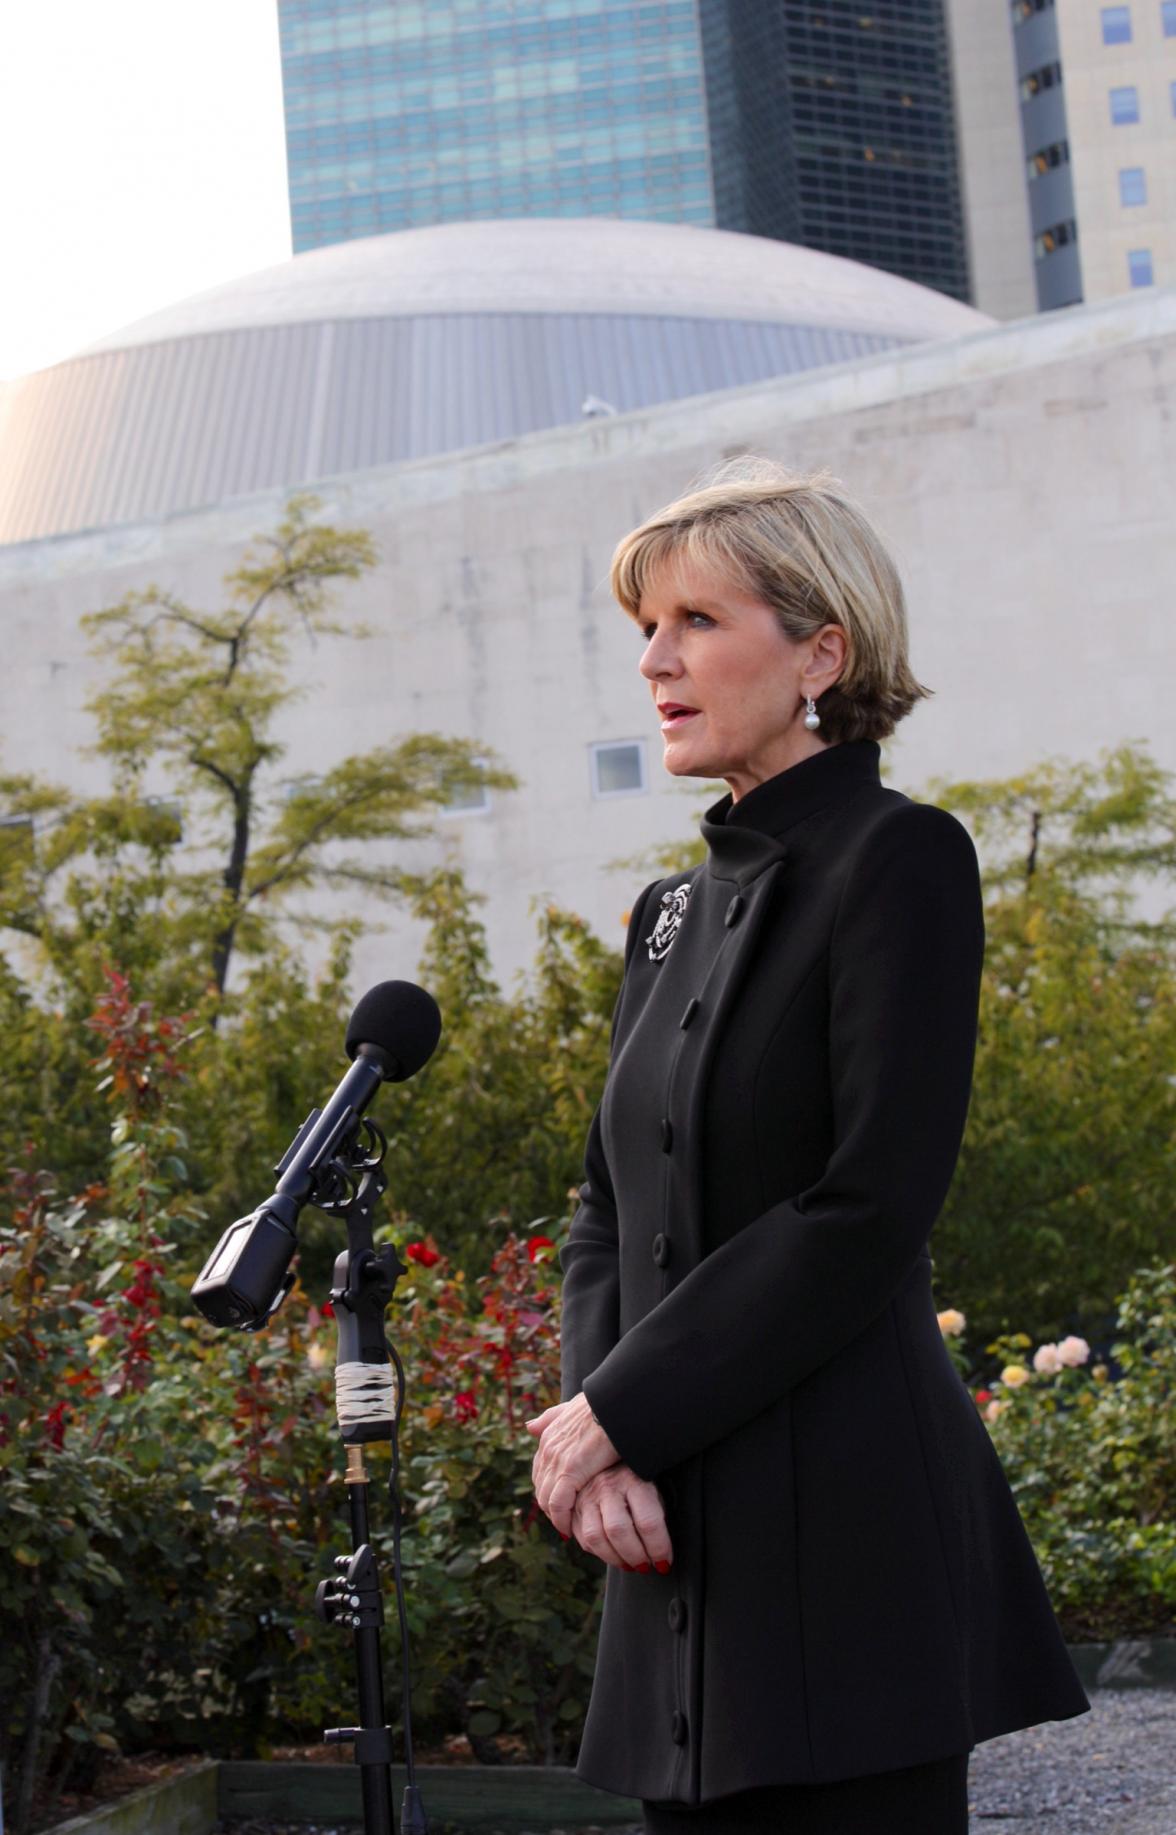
527,464,1090,1833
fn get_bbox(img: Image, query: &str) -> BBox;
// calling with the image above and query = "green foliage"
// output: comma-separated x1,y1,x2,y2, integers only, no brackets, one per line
378,871,623,1271
931,746,1175,1348
378,1231,601,1765
942,1262,1176,1642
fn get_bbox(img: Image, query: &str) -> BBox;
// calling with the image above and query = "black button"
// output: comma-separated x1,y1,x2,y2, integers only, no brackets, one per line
680,997,700,1029
668,1597,687,1634
724,894,744,928
671,1711,689,1745
660,1117,673,1152
652,1233,672,1269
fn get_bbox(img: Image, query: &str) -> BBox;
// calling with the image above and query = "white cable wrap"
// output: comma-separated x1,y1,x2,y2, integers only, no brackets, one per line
335,1360,398,1432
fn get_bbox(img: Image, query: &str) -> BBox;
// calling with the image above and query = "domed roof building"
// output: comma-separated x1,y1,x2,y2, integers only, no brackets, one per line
0,217,989,545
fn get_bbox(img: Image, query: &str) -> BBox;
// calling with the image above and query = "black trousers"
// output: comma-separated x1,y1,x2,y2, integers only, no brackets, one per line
642,1751,970,1834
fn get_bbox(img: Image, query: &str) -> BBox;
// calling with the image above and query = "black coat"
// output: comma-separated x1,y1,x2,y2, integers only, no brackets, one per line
559,739,1091,1805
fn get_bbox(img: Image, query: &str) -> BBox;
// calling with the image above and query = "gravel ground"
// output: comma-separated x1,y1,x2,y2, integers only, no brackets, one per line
966,1689,1175,1832
217,1688,1176,1833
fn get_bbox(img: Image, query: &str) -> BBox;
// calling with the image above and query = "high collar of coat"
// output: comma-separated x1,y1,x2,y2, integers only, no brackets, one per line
700,738,883,883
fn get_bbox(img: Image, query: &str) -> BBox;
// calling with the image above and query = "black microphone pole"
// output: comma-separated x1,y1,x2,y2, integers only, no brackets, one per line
313,1138,427,1835
191,981,441,1835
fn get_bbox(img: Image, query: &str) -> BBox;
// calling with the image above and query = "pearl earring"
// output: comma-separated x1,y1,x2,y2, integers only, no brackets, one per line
803,695,821,732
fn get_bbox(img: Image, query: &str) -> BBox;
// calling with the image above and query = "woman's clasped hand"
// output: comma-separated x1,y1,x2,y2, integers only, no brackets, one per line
526,1393,674,1573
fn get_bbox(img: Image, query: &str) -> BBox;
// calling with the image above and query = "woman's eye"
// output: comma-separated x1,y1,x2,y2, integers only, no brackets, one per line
686,611,714,628
640,623,657,641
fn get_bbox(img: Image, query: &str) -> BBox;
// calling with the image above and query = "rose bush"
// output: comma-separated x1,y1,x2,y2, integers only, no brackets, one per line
936,1262,1176,1642
0,974,602,1826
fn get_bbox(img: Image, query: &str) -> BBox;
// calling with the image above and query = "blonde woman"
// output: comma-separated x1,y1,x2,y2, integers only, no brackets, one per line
528,463,1089,1833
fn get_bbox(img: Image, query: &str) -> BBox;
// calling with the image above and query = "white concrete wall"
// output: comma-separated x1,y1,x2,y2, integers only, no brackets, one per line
1,289,1173,993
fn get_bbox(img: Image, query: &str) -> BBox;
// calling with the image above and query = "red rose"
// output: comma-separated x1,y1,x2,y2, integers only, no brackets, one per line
527,1235,555,1263
454,1390,478,1422
406,1242,441,1268
974,1388,992,1404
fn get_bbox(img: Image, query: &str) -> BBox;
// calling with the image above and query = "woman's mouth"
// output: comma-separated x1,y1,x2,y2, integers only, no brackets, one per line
659,703,700,731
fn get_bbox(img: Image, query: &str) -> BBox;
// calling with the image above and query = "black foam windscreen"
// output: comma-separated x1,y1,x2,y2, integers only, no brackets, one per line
344,979,442,1081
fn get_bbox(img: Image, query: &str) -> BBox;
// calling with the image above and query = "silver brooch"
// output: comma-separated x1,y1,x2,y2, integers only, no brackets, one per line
646,883,692,962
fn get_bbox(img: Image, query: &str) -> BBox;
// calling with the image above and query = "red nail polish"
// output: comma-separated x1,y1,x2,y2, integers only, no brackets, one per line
654,1559,671,1574
636,1562,651,1574
559,1531,569,1541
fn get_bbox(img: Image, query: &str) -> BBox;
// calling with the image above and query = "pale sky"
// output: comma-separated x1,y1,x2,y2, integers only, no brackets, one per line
0,1,292,381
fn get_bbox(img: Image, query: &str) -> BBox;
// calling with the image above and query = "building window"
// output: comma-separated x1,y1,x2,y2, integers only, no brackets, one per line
1109,85,1140,123
1119,165,1147,204
1101,5,1132,42
441,767,492,815
0,812,34,866
1027,139,1070,179
1011,0,1054,18
1034,217,1077,259
1128,247,1154,286
1020,61,1062,102
590,740,646,798
142,797,183,843
1163,1,1176,34
283,775,322,801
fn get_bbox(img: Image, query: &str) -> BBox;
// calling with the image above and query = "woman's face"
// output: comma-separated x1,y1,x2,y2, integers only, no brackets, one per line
632,555,846,801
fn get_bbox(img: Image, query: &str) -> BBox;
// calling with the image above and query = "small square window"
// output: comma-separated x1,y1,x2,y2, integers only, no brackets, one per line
142,796,184,843
441,767,492,815
1109,85,1140,123
1101,4,1132,41
1163,0,1176,34
282,774,322,802
1127,247,1153,286
1119,165,1147,204
0,812,34,867
590,740,646,798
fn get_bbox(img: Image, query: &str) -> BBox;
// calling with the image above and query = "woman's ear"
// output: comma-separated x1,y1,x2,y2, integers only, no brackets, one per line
804,623,849,694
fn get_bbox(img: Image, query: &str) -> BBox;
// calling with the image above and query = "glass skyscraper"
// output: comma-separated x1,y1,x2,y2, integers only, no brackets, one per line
279,0,970,302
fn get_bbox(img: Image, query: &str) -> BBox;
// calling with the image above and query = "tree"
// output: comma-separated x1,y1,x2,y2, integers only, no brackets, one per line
1,494,514,1002
0,496,515,1191
79,494,514,997
930,744,1175,1347
374,869,625,1274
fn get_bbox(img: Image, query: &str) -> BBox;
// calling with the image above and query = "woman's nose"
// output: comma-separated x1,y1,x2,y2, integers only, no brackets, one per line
639,633,681,680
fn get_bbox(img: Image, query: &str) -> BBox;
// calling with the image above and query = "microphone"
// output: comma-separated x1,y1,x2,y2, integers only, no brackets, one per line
191,980,441,1330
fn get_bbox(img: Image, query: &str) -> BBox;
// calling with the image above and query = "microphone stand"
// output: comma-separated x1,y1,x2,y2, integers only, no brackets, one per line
309,1118,428,1835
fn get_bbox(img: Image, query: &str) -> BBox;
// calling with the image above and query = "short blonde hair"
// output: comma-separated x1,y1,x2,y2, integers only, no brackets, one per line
609,458,931,743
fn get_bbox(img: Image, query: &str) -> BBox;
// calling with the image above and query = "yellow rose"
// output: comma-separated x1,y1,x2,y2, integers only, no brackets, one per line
1000,1363,1030,1388
936,1308,966,1337
86,1333,109,1356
